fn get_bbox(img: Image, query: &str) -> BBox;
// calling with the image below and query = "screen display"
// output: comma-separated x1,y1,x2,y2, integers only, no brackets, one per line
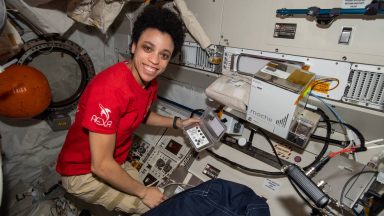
208,117,225,137
165,140,182,155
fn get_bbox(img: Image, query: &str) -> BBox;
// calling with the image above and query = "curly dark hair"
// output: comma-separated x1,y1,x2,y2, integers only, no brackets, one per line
131,5,185,58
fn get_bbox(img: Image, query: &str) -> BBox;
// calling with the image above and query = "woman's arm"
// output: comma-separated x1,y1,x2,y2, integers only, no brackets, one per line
89,132,165,208
144,111,199,129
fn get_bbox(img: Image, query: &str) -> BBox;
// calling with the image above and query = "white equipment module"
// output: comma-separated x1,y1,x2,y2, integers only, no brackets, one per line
246,61,320,148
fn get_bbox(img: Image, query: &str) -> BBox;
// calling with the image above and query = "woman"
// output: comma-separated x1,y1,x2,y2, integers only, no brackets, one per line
56,5,198,214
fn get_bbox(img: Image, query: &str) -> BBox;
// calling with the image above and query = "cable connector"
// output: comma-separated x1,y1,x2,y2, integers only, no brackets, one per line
367,150,384,169
346,128,358,145
305,103,318,112
354,146,367,152
306,156,330,177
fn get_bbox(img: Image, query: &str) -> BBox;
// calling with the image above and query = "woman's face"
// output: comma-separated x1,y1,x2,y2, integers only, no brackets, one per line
130,28,174,87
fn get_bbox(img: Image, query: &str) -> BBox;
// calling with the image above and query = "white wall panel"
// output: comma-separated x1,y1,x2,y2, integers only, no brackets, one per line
185,0,384,65
183,0,224,44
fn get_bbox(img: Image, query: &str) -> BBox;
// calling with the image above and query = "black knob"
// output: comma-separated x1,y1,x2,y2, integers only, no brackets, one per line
156,159,165,168
163,164,172,173
138,146,146,154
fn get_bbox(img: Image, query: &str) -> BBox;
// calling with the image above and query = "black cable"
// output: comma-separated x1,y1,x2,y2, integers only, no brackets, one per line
207,126,287,175
254,126,326,211
312,120,366,151
311,134,348,147
339,171,378,216
203,108,334,213
193,107,332,211
258,128,284,167
257,128,322,212
194,106,330,172
206,149,285,176
327,120,366,151
248,129,255,144
190,107,282,176
206,108,331,175
303,108,331,171
190,109,204,118
206,144,324,213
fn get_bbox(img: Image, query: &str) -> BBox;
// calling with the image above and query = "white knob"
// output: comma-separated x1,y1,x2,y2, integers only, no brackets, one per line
238,137,247,147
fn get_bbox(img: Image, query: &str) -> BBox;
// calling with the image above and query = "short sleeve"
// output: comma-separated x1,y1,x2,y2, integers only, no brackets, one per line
81,79,125,134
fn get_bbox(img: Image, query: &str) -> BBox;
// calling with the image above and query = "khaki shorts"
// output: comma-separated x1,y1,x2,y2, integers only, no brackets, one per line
61,162,150,214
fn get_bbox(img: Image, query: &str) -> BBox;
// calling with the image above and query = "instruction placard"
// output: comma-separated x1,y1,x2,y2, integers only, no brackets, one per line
262,178,282,193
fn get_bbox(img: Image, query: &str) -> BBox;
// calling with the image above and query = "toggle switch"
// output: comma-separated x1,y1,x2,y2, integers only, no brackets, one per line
339,27,352,45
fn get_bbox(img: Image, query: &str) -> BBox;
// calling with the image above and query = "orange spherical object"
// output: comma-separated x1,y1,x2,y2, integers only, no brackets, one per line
0,64,52,118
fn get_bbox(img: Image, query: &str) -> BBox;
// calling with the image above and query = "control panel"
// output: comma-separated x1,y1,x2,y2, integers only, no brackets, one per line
142,130,192,186
140,148,178,186
128,102,193,186
185,124,210,150
130,130,193,186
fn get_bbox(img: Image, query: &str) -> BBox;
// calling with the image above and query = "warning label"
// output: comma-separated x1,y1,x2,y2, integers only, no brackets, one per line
342,0,370,8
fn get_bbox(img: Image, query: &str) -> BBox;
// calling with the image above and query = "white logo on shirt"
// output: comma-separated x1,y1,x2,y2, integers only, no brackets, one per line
90,104,112,127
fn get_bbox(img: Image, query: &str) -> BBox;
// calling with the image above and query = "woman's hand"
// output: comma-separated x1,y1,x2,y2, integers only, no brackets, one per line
141,187,167,208
178,117,200,129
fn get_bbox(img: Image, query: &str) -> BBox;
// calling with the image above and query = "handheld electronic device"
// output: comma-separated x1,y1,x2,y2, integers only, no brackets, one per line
184,108,227,152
